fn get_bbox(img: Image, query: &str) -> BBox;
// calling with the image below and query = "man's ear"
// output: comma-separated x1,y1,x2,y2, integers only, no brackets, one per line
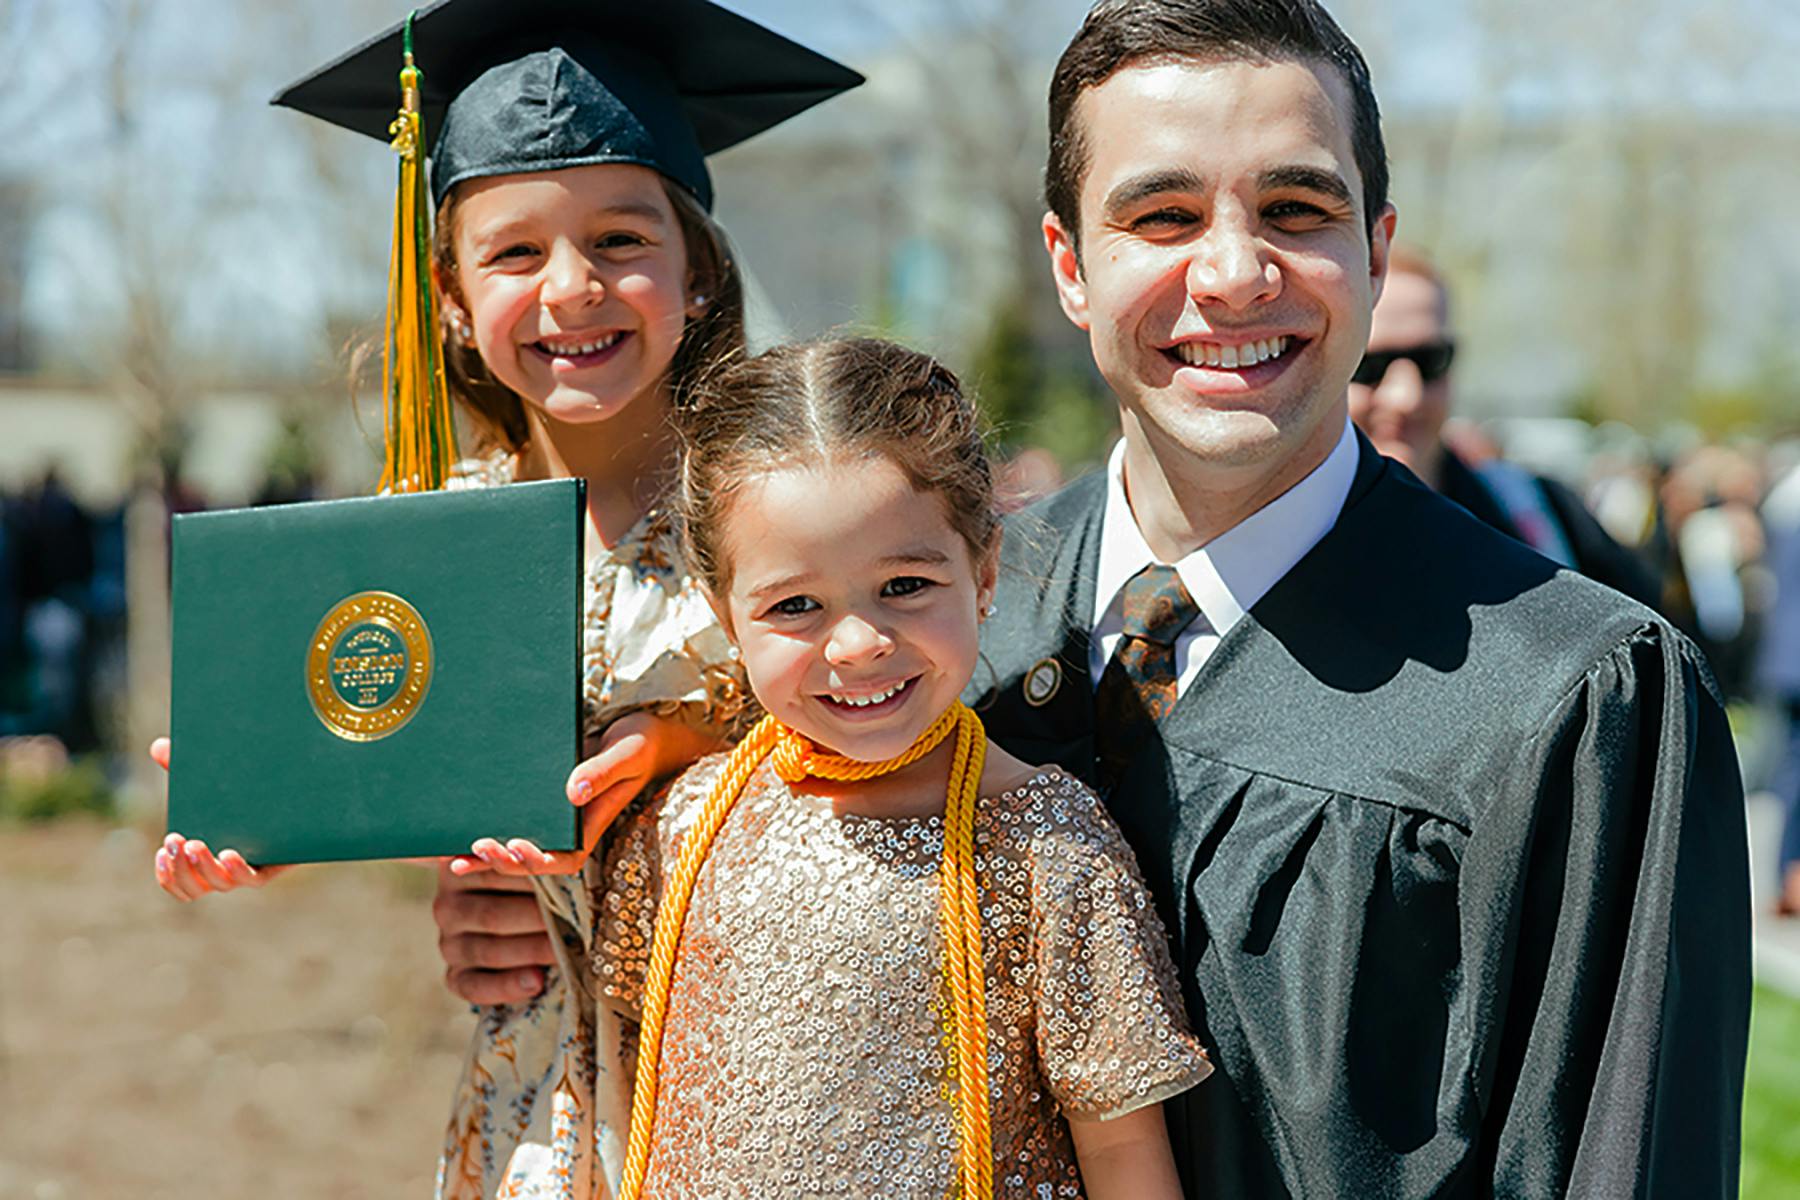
1367,202,1398,307
1043,211,1090,332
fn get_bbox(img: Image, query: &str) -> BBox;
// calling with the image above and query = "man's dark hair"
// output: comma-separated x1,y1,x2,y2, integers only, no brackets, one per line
1045,0,1389,250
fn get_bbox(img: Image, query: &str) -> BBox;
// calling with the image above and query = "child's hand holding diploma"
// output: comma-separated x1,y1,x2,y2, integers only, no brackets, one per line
149,708,719,895
149,737,295,900
454,711,724,877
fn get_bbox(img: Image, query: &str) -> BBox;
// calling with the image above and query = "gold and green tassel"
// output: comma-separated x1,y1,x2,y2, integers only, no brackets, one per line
381,12,458,493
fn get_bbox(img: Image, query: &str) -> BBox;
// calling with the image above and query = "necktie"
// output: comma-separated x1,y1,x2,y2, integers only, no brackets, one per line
1093,564,1201,793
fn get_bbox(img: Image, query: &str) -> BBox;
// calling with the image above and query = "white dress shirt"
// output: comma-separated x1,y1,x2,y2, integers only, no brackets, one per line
1089,419,1360,695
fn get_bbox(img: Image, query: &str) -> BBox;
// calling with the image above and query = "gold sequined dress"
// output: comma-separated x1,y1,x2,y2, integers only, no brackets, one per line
596,754,1213,1199
435,454,751,1200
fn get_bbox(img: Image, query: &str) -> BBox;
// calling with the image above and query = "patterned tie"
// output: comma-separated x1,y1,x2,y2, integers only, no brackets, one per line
1093,564,1201,793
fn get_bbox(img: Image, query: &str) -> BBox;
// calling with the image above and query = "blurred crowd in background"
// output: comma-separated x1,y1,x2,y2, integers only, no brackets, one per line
4,411,1799,760
0,470,125,754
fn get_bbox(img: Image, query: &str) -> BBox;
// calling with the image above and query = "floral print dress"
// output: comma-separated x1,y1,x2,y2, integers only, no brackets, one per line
435,455,750,1200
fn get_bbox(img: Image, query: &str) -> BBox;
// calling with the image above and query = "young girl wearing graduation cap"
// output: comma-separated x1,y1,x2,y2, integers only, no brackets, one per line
152,1,861,1196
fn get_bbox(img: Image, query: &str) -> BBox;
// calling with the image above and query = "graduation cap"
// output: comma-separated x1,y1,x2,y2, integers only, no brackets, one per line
273,0,860,494
273,0,865,210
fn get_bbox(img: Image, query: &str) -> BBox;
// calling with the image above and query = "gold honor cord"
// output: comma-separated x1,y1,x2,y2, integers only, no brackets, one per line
619,703,994,1200
381,12,459,494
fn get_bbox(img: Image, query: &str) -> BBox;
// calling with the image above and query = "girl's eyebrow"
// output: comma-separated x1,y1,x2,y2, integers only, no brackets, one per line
745,550,951,601
747,571,815,601
878,549,953,568
466,203,669,246
467,219,535,245
595,201,670,224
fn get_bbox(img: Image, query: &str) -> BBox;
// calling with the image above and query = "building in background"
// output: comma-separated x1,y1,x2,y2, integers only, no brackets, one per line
0,180,28,374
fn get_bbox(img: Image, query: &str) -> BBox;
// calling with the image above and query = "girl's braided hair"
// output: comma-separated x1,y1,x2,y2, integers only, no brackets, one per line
675,336,998,593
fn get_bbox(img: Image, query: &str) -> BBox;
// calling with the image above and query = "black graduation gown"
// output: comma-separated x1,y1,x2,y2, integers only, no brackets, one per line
1437,449,1662,612
968,436,1749,1200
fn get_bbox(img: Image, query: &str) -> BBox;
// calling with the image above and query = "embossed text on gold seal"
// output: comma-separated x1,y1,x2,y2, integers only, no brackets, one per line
306,590,434,742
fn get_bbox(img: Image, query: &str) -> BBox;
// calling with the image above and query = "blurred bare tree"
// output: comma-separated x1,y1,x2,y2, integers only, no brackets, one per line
850,0,1115,467
0,0,60,148
28,0,397,807
1340,0,1800,428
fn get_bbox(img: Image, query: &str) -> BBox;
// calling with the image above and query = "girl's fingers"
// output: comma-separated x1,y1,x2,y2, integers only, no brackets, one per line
154,848,185,898
156,835,184,893
586,775,646,827
217,849,287,889
161,845,196,899
506,839,556,871
471,837,521,864
458,837,589,877
186,841,237,893
218,851,258,887
566,733,651,805
469,838,529,875
149,737,172,772
168,851,209,900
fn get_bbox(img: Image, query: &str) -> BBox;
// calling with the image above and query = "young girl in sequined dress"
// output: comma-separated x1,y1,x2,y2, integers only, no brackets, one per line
594,337,1211,1200
149,4,863,1196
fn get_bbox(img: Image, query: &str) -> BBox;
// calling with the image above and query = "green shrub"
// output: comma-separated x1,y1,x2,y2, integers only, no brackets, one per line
1745,985,1800,1197
0,756,116,823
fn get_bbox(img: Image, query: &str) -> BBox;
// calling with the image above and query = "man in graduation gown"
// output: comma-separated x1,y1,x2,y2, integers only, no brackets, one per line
977,0,1748,1195
430,1,1750,1195
1346,244,1663,610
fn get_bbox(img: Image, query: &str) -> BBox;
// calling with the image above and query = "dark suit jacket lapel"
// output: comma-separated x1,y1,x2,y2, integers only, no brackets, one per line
1158,430,1391,744
1109,434,1392,940
972,474,1105,783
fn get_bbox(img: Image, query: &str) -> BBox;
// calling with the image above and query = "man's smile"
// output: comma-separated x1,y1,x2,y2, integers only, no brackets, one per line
1160,334,1309,393
1166,334,1293,369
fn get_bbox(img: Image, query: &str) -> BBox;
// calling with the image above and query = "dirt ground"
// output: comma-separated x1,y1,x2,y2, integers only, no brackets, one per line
0,818,474,1199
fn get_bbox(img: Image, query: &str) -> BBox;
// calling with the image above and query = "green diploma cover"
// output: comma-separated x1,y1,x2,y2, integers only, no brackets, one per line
167,479,584,863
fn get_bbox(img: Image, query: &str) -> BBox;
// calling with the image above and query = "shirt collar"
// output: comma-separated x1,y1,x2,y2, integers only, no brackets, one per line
1092,418,1359,638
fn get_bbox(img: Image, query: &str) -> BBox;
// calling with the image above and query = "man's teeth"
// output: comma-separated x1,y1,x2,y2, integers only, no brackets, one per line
1175,335,1291,368
829,680,908,707
539,332,623,356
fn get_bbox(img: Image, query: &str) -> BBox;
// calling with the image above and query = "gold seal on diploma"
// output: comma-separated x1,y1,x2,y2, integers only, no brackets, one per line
306,591,434,742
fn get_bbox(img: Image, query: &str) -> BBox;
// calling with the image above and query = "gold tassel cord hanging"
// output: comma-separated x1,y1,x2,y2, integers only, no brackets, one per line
618,704,994,1200
381,12,458,494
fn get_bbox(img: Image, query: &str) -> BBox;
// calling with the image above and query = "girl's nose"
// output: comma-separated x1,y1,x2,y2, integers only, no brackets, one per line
541,242,605,308
825,613,894,664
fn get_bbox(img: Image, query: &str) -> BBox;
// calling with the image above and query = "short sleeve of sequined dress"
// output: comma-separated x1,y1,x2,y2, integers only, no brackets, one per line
1024,773,1213,1120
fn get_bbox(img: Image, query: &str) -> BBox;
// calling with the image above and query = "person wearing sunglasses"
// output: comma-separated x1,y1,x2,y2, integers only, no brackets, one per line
1348,244,1661,608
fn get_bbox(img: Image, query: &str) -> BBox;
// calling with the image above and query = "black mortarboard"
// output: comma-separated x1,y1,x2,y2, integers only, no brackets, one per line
273,0,863,211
